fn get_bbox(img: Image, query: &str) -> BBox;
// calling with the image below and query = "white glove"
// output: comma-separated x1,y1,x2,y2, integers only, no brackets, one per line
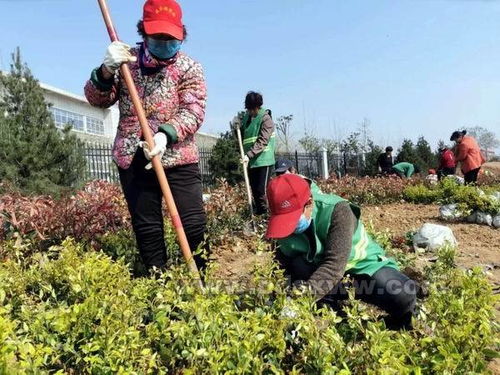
103,41,137,73
241,155,250,166
139,133,168,170
231,115,242,130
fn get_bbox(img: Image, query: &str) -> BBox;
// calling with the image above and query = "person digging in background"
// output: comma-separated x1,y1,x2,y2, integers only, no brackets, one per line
233,92,276,215
84,0,209,272
437,146,456,180
450,130,486,185
266,174,417,330
392,162,419,179
377,146,394,174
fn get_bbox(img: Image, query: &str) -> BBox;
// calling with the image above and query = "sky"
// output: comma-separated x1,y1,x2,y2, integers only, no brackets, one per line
1,0,500,152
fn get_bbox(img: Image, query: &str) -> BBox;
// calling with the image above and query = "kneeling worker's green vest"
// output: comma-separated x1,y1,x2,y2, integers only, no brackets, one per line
278,192,398,276
242,109,276,168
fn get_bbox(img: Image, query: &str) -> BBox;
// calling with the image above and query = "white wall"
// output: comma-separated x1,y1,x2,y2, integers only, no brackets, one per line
42,87,116,142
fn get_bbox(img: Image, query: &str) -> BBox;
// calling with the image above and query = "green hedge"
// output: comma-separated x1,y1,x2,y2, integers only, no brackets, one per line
0,238,497,374
404,178,500,215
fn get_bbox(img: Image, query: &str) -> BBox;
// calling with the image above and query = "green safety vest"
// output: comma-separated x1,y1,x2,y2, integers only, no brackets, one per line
242,109,276,168
393,162,415,178
278,192,398,276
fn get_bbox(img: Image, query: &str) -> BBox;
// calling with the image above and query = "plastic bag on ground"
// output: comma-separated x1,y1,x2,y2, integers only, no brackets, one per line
439,204,462,221
493,215,500,229
476,211,493,226
413,223,457,252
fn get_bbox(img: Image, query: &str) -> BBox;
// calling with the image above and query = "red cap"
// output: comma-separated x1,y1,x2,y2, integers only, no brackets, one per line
266,174,312,239
143,0,184,40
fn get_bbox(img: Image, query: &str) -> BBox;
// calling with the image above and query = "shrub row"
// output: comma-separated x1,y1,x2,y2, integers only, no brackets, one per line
404,178,500,215
0,239,497,374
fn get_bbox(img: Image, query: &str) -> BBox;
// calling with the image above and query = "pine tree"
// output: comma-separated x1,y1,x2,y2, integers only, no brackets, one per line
363,140,383,176
0,48,86,195
208,130,243,185
396,139,419,165
415,136,437,172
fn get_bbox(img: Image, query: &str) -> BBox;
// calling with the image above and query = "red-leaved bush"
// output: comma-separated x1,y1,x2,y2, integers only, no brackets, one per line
0,180,130,245
318,175,418,205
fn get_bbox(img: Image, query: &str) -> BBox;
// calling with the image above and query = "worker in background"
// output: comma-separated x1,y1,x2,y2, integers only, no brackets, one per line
274,158,321,194
377,146,394,174
392,162,419,179
275,159,297,176
437,147,456,180
450,130,486,185
234,91,276,215
266,174,416,330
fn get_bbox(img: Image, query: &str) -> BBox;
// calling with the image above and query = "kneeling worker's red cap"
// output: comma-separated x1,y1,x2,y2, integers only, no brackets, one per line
266,174,312,239
143,0,184,41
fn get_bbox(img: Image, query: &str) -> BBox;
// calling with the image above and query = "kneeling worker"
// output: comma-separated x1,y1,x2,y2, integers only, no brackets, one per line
392,162,419,179
266,174,416,329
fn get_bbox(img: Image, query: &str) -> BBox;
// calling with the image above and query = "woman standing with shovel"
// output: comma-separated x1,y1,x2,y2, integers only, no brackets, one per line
232,92,276,216
84,0,209,273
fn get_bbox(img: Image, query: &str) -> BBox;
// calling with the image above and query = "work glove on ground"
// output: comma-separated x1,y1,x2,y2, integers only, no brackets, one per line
103,41,137,74
139,132,168,170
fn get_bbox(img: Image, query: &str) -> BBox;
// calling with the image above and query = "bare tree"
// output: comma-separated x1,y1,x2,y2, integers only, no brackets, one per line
466,126,500,159
357,118,371,153
275,114,294,153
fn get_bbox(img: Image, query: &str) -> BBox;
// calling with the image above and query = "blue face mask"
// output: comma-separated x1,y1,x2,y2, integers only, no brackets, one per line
146,37,182,60
294,214,312,234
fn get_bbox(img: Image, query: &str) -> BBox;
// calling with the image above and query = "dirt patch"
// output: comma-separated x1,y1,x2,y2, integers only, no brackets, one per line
211,234,272,286
362,203,500,287
483,161,500,176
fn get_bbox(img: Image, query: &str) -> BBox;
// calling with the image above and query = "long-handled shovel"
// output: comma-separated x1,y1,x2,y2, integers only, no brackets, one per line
234,122,256,234
96,0,202,288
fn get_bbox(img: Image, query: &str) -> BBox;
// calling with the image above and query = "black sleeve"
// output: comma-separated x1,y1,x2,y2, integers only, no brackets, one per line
304,202,357,300
377,154,383,167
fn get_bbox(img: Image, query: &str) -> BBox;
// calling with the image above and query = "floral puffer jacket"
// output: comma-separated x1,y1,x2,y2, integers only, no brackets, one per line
84,48,206,170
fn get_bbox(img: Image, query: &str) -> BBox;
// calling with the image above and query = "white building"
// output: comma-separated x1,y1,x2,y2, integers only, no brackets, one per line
41,82,219,148
41,82,118,144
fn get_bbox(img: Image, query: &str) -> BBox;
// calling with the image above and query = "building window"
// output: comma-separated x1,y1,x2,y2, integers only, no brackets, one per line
50,107,84,132
86,117,105,135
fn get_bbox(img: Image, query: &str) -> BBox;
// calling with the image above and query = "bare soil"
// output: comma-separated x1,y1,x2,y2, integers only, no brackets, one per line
362,203,500,287
363,203,500,374
484,161,500,176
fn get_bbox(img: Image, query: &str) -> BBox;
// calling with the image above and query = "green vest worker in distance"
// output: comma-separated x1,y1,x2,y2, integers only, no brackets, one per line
392,162,420,178
239,91,276,215
266,174,417,330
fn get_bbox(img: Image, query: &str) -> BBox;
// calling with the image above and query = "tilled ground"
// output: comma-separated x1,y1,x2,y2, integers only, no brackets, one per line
362,203,500,287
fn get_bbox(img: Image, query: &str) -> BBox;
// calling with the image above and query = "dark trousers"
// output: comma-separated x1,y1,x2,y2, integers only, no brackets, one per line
248,166,271,215
464,167,480,185
437,167,455,180
118,151,208,271
288,258,416,329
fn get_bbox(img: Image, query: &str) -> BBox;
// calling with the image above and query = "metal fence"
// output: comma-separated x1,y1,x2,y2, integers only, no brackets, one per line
83,143,365,187
83,143,119,183
275,151,323,179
